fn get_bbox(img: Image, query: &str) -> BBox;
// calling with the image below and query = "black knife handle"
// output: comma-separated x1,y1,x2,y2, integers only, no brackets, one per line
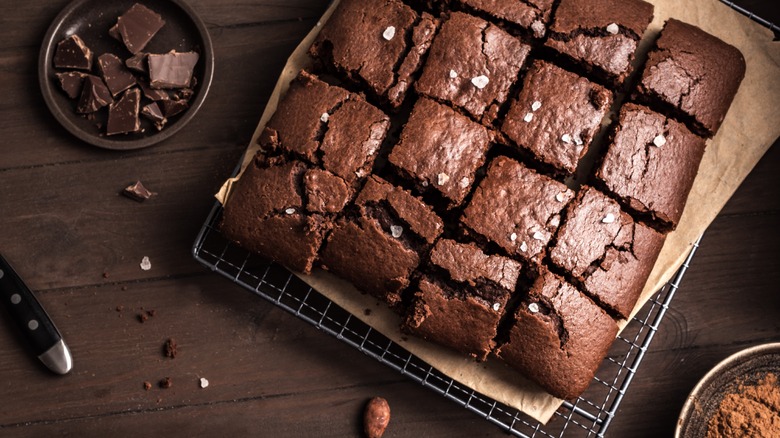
0,254,62,356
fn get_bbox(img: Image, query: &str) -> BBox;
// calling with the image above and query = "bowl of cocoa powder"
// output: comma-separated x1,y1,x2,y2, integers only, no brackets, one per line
676,343,780,438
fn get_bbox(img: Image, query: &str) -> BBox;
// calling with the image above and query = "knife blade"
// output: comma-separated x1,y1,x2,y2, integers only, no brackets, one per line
0,252,73,375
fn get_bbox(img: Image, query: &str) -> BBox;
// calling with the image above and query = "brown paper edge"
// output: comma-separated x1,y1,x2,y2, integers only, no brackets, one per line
214,0,780,425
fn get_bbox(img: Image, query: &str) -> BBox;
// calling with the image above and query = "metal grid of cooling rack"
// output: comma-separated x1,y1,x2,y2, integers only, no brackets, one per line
192,200,699,437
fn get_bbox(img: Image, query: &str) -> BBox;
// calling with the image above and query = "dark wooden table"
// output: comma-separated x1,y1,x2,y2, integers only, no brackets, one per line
0,1,777,436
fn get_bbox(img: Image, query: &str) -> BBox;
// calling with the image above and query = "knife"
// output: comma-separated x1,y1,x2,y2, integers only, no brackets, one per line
0,253,73,375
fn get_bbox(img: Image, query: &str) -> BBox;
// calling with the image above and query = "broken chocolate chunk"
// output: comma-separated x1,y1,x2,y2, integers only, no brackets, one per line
148,51,199,89
125,52,147,73
122,180,156,202
76,75,112,113
55,71,87,99
159,377,172,389
110,3,166,54
141,102,167,130
107,88,141,135
163,338,177,359
98,53,137,96
139,80,169,101
53,34,93,70
161,99,188,117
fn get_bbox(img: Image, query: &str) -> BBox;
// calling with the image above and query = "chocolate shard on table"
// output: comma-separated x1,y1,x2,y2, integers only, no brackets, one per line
76,75,112,114
55,71,88,99
148,51,199,89
125,52,147,73
122,180,156,202
97,53,137,96
110,3,166,54
53,34,93,70
107,88,141,135
141,102,167,130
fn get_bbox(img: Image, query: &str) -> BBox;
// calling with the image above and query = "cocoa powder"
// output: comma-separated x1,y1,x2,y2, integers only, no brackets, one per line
706,373,780,437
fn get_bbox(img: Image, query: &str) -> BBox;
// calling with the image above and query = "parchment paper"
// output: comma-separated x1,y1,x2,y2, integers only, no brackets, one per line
216,0,780,424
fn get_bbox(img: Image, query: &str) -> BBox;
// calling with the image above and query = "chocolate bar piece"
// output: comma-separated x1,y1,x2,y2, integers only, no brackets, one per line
161,99,188,117
76,75,112,113
141,102,167,130
55,71,88,99
107,88,141,135
98,53,137,96
148,51,199,89
53,35,93,70
110,3,166,54
125,53,147,73
122,180,156,202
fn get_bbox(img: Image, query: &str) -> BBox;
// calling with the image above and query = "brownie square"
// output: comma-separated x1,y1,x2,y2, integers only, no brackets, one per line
495,268,618,400
309,0,438,109
461,156,575,263
388,97,492,207
545,0,654,85
501,61,612,175
402,239,522,360
259,71,390,185
636,19,746,137
549,186,666,319
220,154,351,274
415,12,531,124
319,176,443,309
595,103,707,231
452,0,555,38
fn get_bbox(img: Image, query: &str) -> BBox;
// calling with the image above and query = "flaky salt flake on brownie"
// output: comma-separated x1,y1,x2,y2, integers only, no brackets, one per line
388,97,491,207
549,187,666,319
495,268,618,400
595,103,706,231
502,61,612,176
452,0,555,38
402,240,522,361
415,12,531,124
635,19,746,137
545,0,654,85
461,156,574,264
309,0,438,109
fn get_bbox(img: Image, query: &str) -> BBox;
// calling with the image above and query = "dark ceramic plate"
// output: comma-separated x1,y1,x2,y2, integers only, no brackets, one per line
38,0,214,150
675,342,780,438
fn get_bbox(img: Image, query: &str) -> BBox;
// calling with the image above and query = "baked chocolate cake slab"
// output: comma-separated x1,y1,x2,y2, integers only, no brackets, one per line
415,12,531,124
461,156,575,264
501,60,612,176
636,19,746,138
495,267,618,400
595,103,707,231
451,0,555,38
259,71,390,185
549,186,666,319
403,239,522,361
319,176,443,310
545,0,654,85
309,0,438,109
388,97,492,207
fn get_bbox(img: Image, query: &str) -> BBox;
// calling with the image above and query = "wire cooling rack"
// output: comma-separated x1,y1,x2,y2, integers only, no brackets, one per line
192,199,697,437
192,3,773,435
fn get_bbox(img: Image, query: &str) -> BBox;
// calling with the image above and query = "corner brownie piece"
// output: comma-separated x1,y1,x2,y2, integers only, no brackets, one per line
415,12,531,124
545,0,654,85
220,154,351,274
320,176,443,310
595,103,707,231
549,186,666,319
259,71,390,185
501,61,612,175
388,97,491,207
495,268,618,400
636,19,746,137
402,239,522,361
452,0,555,38
309,0,438,109
461,156,575,264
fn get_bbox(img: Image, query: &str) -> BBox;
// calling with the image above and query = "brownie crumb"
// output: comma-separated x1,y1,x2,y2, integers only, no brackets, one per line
147,309,156,318
137,313,148,323
115,305,124,312
163,338,177,359
143,381,152,391
159,377,172,389
364,308,372,316
102,272,110,278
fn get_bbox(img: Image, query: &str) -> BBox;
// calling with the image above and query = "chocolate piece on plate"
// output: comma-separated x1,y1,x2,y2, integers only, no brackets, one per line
148,51,199,89
53,34,93,70
161,99,188,118
125,52,147,73
110,3,166,54
141,102,167,130
98,53,137,96
55,71,88,99
76,75,112,114
139,80,169,101
107,88,142,135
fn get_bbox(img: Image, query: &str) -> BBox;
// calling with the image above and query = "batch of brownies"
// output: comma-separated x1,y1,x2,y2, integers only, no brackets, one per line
220,0,745,400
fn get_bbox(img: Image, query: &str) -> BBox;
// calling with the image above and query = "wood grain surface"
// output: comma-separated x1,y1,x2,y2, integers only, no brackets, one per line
0,1,777,436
